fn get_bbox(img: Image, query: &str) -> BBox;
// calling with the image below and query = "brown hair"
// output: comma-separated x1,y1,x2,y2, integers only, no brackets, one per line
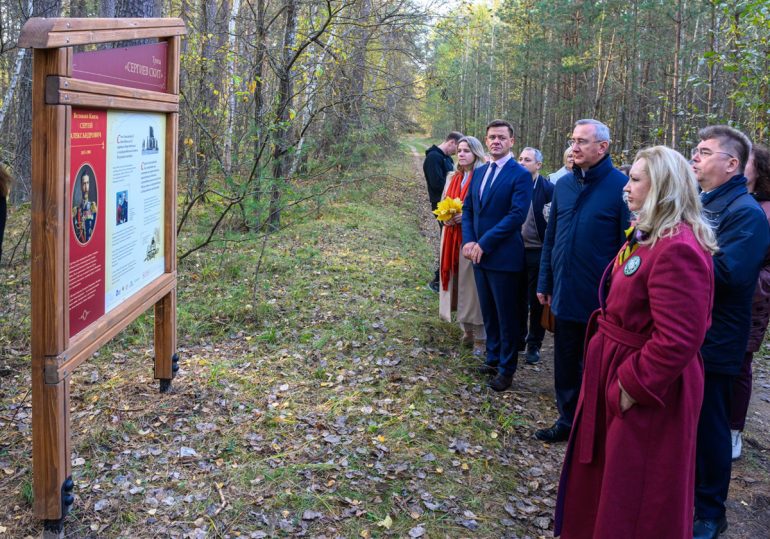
0,165,11,198
486,119,514,137
750,143,770,199
634,146,718,254
698,125,752,171
445,131,464,143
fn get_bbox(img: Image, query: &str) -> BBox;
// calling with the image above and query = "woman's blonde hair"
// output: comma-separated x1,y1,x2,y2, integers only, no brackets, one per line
457,136,487,172
634,145,718,254
563,147,573,167
0,165,11,198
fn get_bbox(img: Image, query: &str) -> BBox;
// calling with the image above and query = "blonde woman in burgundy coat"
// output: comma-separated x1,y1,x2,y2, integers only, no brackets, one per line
555,146,717,539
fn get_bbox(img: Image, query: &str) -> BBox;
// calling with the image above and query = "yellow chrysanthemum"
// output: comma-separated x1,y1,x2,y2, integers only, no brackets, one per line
432,197,464,221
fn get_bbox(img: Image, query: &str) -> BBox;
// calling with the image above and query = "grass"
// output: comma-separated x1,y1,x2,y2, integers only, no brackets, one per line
0,139,554,538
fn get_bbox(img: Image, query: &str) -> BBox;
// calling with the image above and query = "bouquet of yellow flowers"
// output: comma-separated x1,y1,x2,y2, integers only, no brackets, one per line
433,197,463,222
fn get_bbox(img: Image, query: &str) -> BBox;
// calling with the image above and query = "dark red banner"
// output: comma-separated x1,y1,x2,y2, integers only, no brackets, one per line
73,42,168,93
69,109,107,337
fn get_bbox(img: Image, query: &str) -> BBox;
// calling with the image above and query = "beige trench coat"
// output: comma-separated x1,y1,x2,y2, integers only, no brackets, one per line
438,173,484,326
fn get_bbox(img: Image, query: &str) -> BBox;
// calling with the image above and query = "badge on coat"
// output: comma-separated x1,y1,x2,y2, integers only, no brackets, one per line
623,255,641,276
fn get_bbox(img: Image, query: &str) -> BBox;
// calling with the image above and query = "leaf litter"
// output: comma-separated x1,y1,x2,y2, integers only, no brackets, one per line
0,145,767,538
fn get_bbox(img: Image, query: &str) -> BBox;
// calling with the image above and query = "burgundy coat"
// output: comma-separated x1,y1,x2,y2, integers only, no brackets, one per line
747,200,770,352
555,224,714,539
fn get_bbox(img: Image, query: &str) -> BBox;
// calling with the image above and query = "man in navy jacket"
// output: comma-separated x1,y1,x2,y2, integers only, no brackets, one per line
462,120,533,391
691,126,770,539
536,119,630,442
517,147,554,364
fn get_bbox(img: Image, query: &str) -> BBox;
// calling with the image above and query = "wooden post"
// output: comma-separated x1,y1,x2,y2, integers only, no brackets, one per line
30,46,73,524
155,35,180,389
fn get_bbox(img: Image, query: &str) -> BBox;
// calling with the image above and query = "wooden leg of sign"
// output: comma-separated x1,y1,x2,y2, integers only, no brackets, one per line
154,289,177,392
32,368,73,531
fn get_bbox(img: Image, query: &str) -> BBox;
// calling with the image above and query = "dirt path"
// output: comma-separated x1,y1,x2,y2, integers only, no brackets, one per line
408,146,770,538
0,144,766,538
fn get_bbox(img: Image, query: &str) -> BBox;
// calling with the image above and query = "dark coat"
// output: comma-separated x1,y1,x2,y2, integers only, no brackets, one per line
700,175,770,374
532,174,554,242
748,199,770,352
555,225,713,539
0,194,6,261
461,157,533,272
537,155,630,323
423,145,454,209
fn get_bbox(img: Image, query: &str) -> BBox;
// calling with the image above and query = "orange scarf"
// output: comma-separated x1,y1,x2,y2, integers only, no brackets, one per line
441,170,473,291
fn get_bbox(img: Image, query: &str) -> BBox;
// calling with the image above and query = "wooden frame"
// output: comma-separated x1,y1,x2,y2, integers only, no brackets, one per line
19,18,186,529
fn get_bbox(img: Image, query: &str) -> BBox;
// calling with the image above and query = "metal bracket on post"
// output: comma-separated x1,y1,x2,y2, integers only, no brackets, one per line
42,476,74,536
159,352,179,393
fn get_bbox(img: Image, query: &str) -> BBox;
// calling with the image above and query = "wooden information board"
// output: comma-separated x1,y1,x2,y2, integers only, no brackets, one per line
18,18,186,532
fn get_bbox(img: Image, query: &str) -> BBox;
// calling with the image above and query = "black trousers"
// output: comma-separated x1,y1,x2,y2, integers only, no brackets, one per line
554,317,587,429
518,248,545,349
695,371,734,520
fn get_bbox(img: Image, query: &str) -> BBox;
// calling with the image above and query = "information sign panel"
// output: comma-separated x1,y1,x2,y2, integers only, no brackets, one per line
105,111,166,313
72,42,168,92
69,110,107,337
68,109,166,337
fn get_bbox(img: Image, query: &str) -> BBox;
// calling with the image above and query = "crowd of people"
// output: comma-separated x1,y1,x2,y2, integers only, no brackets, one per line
422,119,770,539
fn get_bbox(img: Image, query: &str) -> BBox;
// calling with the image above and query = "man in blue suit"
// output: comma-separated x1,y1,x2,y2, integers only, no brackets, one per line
462,120,533,391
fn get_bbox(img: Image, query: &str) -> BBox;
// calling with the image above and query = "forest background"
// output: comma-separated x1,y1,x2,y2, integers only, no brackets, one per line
0,0,769,225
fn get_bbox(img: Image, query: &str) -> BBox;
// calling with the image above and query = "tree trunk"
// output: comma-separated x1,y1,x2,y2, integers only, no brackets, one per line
268,0,298,231
224,0,241,175
671,0,683,149
100,0,116,17
115,0,160,17
14,0,62,201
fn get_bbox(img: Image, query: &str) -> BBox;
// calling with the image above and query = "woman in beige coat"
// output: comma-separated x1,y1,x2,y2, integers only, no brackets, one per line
439,136,486,355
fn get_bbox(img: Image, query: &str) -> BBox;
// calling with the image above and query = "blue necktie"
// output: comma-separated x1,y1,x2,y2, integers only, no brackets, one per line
481,162,498,200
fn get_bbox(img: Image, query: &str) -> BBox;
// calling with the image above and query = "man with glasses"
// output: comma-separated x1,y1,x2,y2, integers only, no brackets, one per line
535,119,630,442
690,125,770,539
517,147,554,364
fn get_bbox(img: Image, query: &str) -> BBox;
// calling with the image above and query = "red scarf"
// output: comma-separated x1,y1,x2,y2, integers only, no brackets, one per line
441,170,473,291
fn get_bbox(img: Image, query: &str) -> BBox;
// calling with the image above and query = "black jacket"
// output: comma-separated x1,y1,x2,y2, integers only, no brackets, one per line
532,174,555,242
700,175,770,374
0,194,6,262
423,145,454,209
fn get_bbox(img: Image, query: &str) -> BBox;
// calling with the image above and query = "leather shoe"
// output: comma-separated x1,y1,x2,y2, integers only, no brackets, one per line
488,373,513,392
478,364,498,376
525,345,541,365
693,517,727,539
535,423,570,443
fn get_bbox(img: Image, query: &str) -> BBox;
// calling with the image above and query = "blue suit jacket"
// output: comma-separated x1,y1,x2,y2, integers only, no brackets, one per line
461,158,533,272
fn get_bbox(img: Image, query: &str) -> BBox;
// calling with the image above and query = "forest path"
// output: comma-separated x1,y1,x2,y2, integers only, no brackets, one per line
403,137,770,538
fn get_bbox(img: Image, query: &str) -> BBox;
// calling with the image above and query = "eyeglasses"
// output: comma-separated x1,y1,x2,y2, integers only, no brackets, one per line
567,138,602,148
691,147,735,159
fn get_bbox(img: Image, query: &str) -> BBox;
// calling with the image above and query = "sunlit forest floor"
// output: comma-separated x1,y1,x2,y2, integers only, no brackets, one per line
1,139,768,537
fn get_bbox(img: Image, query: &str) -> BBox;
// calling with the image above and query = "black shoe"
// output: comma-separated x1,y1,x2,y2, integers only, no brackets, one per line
478,364,498,376
693,517,727,539
535,423,570,443
488,373,513,392
427,280,440,293
525,345,540,365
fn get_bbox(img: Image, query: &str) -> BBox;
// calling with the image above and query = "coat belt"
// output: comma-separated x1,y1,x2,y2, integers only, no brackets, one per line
578,313,650,464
